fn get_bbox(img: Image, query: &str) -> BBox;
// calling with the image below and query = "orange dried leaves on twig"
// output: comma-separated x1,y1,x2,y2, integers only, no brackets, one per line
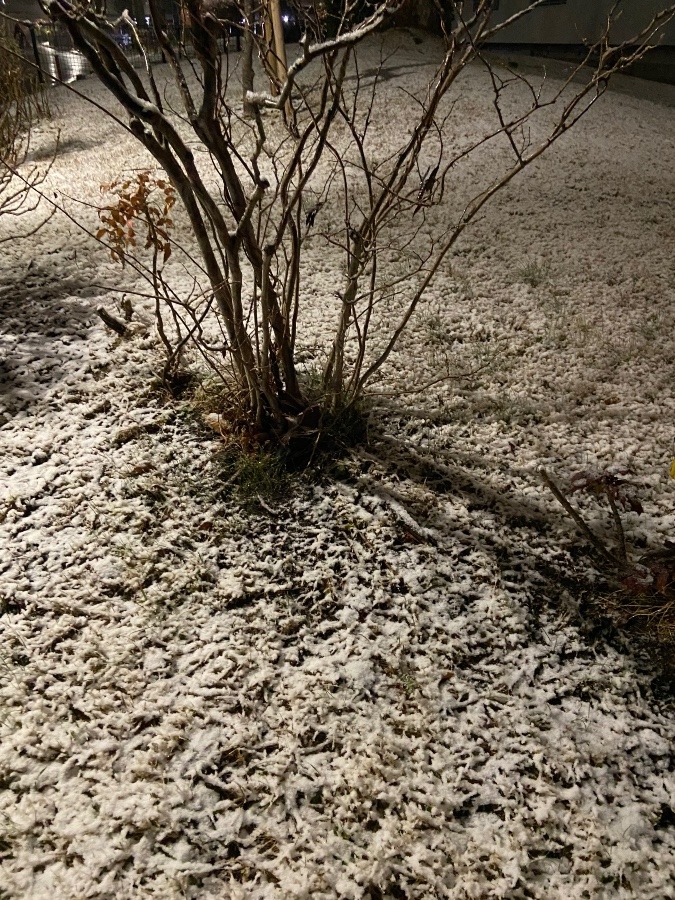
97,171,175,266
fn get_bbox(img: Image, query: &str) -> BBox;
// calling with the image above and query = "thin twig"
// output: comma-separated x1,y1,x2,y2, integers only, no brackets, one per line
539,468,616,567
97,307,129,337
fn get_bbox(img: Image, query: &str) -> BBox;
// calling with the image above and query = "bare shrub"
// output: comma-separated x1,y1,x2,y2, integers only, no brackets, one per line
43,0,675,451
0,27,54,240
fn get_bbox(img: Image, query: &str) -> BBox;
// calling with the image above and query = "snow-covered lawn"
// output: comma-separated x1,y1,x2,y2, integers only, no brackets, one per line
1,31,674,899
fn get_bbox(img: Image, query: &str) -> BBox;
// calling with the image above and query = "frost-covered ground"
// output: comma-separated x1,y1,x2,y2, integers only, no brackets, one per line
1,31,675,900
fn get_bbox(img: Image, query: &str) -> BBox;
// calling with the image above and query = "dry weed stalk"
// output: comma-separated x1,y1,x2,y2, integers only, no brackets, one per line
541,467,675,650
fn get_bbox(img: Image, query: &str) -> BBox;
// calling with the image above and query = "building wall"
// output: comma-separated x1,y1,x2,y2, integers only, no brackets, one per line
470,1,675,46
1,0,150,23
2,0,45,21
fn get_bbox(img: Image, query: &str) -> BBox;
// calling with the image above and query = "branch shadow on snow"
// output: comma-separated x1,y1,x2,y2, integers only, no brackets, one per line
0,261,105,420
28,134,106,163
356,421,673,696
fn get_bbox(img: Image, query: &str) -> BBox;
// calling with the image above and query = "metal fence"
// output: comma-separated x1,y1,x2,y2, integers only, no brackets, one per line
13,18,242,87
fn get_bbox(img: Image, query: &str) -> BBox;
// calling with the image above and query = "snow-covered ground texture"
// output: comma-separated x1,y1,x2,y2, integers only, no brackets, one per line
1,29,675,900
